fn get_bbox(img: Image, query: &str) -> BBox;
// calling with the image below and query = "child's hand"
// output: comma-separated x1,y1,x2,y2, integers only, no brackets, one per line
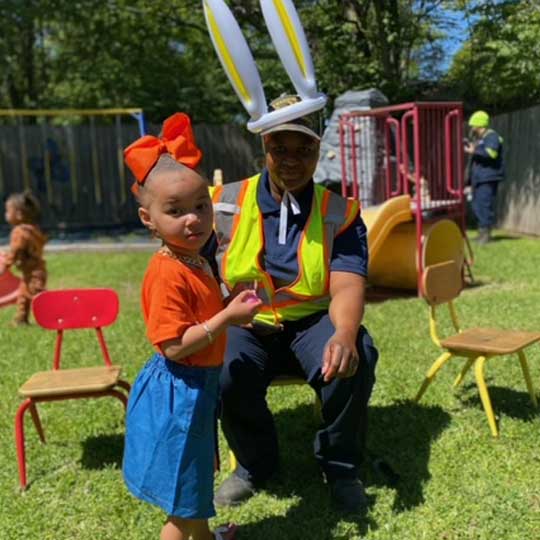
224,282,257,305
224,289,262,325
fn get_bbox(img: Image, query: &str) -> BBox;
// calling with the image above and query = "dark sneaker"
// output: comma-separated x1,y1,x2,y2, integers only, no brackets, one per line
329,478,368,513
476,228,491,245
214,474,256,507
213,523,238,540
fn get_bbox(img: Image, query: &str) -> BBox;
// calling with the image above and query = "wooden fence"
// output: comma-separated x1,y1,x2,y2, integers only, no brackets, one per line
2,105,539,235
0,120,260,232
492,104,540,235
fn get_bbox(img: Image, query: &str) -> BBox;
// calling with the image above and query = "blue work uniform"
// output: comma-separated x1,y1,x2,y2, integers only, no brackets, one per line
470,129,505,229
206,170,378,484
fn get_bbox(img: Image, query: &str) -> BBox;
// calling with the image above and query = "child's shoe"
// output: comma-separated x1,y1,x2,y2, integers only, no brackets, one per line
214,523,237,540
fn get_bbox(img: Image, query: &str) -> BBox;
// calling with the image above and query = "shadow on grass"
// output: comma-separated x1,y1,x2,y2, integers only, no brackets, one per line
463,279,489,290
367,400,450,512
485,234,523,243
365,286,417,304
459,384,540,421
80,433,124,470
76,401,450,537
233,403,375,539
233,400,450,538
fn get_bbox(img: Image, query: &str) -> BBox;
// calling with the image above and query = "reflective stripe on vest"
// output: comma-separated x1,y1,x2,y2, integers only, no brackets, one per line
212,174,359,325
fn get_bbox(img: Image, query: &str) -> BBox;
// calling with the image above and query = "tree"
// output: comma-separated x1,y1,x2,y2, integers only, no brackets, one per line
0,0,57,108
300,0,452,102
446,0,540,112
0,0,242,122
0,0,467,122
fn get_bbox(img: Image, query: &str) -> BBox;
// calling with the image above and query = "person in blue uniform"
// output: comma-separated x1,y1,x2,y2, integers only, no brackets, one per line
465,110,505,244
206,95,379,514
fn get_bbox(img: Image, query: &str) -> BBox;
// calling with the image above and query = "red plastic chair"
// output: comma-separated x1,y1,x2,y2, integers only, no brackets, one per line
0,269,21,307
14,288,131,489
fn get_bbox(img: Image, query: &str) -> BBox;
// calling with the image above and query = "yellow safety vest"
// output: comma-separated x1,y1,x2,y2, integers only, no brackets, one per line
211,174,359,326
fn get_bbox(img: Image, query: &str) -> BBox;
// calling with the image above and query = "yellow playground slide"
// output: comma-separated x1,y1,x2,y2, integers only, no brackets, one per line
361,195,465,290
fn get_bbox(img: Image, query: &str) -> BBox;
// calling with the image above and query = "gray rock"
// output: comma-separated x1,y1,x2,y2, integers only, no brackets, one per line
315,89,388,204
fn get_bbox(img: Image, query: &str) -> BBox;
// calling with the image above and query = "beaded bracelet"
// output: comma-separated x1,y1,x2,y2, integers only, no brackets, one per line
202,321,214,344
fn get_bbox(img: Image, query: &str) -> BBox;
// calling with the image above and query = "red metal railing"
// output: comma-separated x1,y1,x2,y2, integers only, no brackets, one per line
339,102,465,290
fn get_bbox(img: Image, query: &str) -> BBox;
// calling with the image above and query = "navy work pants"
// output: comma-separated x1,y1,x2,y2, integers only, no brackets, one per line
472,181,499,229
219,312,378,484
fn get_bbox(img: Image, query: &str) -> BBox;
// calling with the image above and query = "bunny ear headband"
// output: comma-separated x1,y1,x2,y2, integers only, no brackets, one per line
202,0,327,135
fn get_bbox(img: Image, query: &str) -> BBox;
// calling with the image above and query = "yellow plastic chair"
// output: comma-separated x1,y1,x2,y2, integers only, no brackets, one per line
414,260,540,437
228,375,320,471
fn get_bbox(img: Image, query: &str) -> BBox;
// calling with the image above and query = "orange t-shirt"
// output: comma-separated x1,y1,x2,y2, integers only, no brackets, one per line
141,251,226,367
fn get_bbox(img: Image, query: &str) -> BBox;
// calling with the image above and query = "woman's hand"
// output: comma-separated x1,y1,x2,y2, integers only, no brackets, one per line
321,328,359,382
464,141,476,155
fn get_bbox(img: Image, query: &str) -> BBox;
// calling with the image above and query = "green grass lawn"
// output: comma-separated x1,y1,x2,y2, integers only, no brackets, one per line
1,231,540,539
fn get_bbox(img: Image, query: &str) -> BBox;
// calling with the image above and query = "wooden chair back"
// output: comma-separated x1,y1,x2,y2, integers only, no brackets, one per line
422,261,463,306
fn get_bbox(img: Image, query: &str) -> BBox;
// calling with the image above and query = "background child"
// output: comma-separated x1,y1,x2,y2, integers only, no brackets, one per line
122,113,261,540
0,190,47,325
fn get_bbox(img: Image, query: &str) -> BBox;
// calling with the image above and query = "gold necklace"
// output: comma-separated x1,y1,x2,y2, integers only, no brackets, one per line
158,246,213,277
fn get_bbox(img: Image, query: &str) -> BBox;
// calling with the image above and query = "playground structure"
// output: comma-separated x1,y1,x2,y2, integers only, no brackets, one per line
339,101,467,292
0,108,145,230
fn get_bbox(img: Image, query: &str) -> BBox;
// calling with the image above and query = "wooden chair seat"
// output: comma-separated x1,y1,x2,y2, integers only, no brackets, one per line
19,366,122,398
441,328,540,355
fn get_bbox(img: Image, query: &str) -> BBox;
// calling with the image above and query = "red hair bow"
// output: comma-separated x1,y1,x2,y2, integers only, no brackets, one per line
124,113,202,193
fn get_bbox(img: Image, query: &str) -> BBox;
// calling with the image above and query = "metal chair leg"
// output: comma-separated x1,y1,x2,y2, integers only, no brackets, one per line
474,356,498,437
415,351,453,402
517,350,537,407
15,399,32,490
454,358,474,387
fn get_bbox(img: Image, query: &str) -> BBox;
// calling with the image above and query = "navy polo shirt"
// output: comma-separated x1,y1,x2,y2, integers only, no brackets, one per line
205,171,369,285
256,170,368,285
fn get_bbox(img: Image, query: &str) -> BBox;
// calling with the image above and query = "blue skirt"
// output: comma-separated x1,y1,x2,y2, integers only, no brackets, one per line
123,353,221,518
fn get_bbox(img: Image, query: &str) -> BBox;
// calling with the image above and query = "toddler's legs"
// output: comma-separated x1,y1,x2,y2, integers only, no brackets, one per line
13,282,30,325
161,517,212,540
13,271,46,325
161,518,236,540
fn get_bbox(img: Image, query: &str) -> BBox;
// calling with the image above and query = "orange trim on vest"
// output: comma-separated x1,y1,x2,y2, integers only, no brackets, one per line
270,295,327,308
211,184,223,203
337,198,359,235
321,190,332,291
321,189,331,216
274,187,331,298
221,181,249,289
253,205,281,323
282,202,312,293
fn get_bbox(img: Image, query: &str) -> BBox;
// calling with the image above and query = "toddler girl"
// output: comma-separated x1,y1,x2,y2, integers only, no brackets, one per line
122,113,261,540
